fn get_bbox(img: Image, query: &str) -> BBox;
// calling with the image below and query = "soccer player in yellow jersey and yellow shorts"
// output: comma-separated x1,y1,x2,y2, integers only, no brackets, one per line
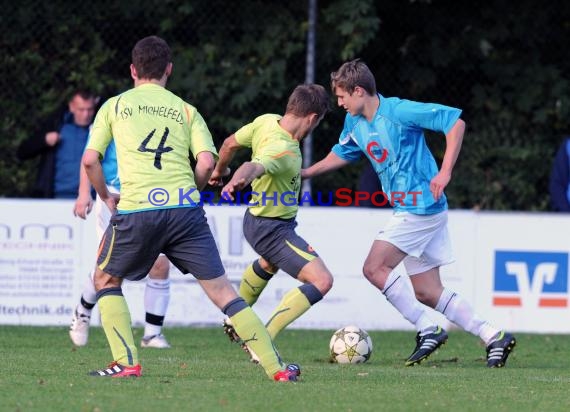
82,35,299,381
209,84,333,362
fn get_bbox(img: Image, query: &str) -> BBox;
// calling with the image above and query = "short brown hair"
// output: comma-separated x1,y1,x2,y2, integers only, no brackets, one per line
330,59,376,96
69,89,96,103
285,84,330,117
131,36,172,80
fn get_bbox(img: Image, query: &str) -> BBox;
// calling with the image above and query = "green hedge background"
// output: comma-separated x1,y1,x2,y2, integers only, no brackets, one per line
2,0,569,210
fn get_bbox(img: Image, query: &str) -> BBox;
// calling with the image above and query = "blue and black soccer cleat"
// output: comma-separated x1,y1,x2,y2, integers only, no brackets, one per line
486,332,516,368
405,327,448,366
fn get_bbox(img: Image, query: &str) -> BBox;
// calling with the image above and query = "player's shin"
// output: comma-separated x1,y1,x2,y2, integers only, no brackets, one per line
435,288,499,344
381,272,436,333
266,284,322,340
97,288,138,366
239,260,274,305
144,278,170,337
223,297,282,377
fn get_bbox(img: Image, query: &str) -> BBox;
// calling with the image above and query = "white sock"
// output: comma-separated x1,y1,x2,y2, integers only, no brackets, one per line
382,271,437,333
144,278,170,337
435,288,500,344
77,271,96,316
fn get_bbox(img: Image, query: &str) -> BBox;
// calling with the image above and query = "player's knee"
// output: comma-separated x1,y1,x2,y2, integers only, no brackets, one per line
314,272,333,295
93,270,121,292
93,277,104,292
414,290,437,308
362,262,377,283
149,256,170,279
259,258,278,274
362,262,391,289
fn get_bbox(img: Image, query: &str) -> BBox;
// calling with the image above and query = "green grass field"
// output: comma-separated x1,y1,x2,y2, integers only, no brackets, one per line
1,326,569,412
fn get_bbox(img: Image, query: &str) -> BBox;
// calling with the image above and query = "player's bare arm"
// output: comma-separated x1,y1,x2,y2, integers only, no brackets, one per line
209,134,242,186
83,149,118,212
194,151,216,190
73,164,94,219
221,161,265,201
301,151,350,179
430,118,465,201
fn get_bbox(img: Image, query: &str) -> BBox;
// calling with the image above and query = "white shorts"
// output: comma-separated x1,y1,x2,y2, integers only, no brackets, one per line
376,211,454,275
94,186,120,241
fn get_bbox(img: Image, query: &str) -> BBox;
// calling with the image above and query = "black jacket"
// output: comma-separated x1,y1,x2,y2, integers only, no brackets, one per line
17,111,67,198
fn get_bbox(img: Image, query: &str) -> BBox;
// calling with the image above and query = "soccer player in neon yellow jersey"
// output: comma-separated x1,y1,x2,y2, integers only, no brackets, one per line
209,84,333,362
82,35,299,381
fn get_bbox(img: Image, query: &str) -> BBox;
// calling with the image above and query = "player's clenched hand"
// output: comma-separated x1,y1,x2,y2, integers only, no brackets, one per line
430,171,451,201
73,194,93,219
102,192,120,213
208,167,231,187
221,183,237,201
221,178,247,201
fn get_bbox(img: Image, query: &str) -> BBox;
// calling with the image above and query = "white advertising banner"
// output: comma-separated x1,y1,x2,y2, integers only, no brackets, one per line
1,199,570,333
473,212,570,333
0,200,88,325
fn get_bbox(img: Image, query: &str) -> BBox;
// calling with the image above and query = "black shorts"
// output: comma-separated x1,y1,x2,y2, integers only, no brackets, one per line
97,207,225,281
243,209,318,278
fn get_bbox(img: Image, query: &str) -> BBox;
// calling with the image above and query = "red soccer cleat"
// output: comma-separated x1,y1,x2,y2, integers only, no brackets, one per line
273,364,301,382
89,361,142,378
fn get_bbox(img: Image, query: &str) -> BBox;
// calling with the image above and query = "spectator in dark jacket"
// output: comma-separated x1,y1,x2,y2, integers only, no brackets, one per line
17,90,97,198
549,137,570,212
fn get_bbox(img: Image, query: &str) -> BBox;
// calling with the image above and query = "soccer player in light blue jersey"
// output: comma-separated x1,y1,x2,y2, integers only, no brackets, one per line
71,139,172,349
302,59,516,368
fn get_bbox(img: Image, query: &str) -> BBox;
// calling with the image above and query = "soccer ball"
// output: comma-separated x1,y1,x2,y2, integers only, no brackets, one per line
329,325,373,364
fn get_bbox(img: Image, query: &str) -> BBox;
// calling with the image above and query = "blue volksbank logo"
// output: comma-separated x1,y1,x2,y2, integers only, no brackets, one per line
493,251,569,308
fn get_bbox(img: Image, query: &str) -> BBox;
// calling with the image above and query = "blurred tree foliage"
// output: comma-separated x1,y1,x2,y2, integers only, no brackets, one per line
1,0,568,210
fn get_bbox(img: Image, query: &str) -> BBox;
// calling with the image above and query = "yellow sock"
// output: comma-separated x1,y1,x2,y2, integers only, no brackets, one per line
239,262,272,305
98,293,138,366
266,287,311,340
230,306,282,377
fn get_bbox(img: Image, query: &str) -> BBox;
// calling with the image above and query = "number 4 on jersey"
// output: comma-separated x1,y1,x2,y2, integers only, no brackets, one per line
138,127,173,170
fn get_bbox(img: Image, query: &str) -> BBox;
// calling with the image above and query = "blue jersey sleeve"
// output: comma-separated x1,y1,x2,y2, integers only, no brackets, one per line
394,100,462,135
331,118,363,162
101,140,120,190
